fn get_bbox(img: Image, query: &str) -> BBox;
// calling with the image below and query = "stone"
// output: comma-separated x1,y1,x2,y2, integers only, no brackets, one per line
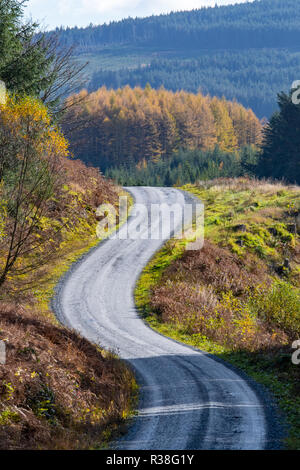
287,224,297,234
233,224,247,233
268,227,278,236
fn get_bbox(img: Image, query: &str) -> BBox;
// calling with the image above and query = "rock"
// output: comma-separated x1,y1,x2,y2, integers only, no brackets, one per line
268,227,278,236
47,200,59,212
233,224,247,233
284,258,291,270
277,258,291,275
287,224,297,234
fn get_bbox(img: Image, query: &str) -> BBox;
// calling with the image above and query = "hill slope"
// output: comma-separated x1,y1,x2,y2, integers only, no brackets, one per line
54,0,300,118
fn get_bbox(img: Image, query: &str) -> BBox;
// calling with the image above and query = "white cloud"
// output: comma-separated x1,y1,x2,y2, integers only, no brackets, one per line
82,0,141,14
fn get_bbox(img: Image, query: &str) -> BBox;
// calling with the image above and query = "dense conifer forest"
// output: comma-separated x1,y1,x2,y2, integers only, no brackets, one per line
105,146,258,186
55,0,300,51
51,0,300,117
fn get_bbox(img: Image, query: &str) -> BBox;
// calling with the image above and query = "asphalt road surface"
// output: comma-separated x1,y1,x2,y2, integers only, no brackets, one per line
53,187,282,450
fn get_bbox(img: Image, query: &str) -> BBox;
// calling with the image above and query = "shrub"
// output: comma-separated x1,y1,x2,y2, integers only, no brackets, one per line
249,282,300,338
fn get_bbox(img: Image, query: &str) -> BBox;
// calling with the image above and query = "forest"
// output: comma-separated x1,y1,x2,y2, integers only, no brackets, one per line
103,88,300,187
106,146,257,187
55,0,300,51
50,0,300,118
89,50,300,119
63,85,262,171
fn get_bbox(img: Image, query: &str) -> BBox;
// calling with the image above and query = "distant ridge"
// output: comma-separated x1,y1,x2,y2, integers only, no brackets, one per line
52,0,300,51
51,0,300,118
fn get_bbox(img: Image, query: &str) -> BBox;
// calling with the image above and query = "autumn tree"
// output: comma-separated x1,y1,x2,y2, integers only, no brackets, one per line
63,86,261,170
210,97,238,152
0,95,69,287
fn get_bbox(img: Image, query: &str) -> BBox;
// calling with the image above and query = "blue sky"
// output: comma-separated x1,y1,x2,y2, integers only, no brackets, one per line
26,0,252,30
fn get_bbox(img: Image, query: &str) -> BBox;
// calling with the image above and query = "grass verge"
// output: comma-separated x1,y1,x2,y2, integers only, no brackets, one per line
135,178,300,449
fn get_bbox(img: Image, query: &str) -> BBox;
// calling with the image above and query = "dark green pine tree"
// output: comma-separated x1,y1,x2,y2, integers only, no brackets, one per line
258,92,300,184
164,169,173,186
0,0,56,98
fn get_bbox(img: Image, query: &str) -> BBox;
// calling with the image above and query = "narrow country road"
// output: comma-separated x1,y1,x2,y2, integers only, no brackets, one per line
53,187,281,450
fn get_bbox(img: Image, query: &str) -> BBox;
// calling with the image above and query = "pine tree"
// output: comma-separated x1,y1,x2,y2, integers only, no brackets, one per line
258,92,300,183
0,0,53,97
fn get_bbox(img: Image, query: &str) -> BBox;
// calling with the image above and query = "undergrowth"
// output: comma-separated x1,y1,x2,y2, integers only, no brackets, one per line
0,162,136,450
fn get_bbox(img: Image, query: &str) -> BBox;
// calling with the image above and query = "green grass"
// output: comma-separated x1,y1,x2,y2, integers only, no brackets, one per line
76,46,155,75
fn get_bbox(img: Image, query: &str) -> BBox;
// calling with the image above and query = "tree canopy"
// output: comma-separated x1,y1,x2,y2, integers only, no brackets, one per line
55,0,300,51
63,86,262,171
0,0,87,113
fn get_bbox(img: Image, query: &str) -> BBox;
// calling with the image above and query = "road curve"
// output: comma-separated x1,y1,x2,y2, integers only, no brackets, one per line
53,187,282,450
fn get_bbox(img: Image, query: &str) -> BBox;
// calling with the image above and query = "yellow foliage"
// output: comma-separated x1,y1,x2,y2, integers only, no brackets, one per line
0,94,69,161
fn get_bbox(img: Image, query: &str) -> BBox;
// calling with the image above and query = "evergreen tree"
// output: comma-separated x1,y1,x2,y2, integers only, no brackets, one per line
0,0,54,97
0,0,87,113
258,92,300,183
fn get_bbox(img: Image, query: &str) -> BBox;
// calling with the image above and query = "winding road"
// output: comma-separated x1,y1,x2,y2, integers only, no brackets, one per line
53,187,282,450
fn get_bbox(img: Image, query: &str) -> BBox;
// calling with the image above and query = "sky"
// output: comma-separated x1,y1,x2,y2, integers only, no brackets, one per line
26,0,253,30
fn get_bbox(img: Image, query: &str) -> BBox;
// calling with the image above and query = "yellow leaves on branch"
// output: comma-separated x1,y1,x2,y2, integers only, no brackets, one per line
0,95,69,160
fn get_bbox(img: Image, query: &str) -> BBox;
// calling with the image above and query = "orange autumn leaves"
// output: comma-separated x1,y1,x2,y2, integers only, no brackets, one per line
63,86,262,169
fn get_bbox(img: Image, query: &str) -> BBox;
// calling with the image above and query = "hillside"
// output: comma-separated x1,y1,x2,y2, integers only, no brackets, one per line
52,0,300,118
0,94,135,449
0,153,135,449
56,0,300,50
